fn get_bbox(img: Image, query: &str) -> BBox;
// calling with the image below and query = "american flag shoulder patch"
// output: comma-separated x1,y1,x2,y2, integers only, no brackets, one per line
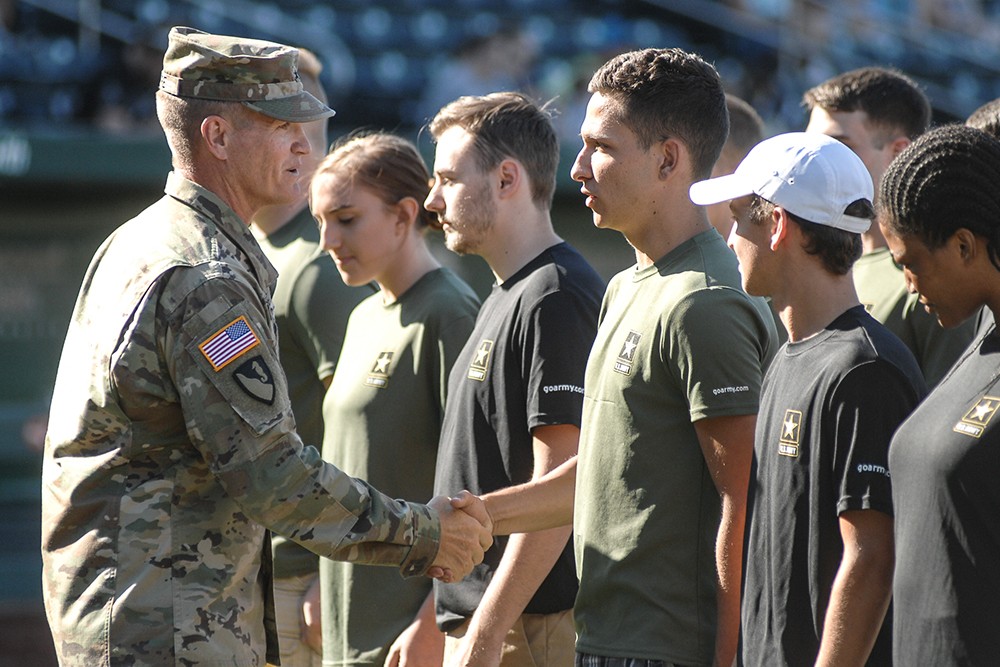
199,315,260,371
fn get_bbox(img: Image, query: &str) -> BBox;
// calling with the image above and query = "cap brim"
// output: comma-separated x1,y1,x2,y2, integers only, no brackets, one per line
689,172,755,206
244,91,335,123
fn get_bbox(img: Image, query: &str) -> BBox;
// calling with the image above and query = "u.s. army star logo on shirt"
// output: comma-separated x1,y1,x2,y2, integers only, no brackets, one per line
233,355,275,405
778,409,802,457
614,330,641,375
365,351,393,389
468,340,494,381
953,395,1000,438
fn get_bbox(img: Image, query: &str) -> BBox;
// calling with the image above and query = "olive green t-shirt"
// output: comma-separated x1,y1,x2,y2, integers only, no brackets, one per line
574,230,776,665
854,247,976,387
320,267,479,667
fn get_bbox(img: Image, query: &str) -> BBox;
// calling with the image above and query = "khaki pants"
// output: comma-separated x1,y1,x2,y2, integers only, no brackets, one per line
444,610,575,667
272,573,322,667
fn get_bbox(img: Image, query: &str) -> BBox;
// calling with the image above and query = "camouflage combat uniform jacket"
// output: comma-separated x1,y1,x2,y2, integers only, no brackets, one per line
41,172,440,667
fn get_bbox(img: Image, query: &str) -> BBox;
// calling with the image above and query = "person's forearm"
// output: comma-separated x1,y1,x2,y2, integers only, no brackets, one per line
815,549,893,667
713,494,744,667
693,414,755,667
481,457,576,535
458,527,572,663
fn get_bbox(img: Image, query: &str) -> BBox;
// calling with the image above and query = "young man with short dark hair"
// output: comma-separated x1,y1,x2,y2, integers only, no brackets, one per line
570,48,777,667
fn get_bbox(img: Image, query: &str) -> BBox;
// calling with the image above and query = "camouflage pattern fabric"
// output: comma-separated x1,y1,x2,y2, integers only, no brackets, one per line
41,172,440,667
158,26,334,123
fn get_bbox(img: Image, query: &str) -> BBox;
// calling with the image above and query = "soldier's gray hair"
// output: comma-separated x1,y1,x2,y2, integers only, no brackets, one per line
156,90,248,172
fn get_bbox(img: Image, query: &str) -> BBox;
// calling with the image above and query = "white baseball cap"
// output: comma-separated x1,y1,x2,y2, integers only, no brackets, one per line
689,132,874,233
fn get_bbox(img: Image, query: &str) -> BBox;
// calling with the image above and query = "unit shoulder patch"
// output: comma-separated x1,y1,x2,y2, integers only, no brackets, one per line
232,355,275,404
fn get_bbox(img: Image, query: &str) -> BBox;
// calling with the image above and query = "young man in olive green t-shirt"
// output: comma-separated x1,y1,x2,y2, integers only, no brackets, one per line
568,49,776,667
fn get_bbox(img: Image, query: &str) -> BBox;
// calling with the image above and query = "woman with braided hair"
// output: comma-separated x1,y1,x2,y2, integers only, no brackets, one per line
879,124,1000,665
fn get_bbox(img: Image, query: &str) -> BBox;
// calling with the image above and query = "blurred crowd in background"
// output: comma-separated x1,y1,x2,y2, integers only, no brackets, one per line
2,0,1000,144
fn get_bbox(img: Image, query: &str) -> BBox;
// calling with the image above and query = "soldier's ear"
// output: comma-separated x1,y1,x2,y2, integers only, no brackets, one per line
201,115,231,160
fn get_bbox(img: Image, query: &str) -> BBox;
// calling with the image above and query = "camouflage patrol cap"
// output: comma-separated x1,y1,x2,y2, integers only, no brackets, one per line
159,26,335,123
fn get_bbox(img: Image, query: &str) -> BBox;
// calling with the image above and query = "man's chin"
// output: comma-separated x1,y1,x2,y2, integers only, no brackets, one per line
444,236,471,255
273,187,304,207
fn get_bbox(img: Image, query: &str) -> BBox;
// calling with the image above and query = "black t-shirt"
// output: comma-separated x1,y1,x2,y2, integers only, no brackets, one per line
890,324,1000,665
742,306,926,666
433,242,604,630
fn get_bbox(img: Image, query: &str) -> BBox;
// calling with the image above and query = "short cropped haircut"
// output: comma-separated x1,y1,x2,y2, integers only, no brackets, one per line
587,48,728,179
313,131,438,230
428,92,559,208
156,91,248,173
802,67,930,142
879,124,1000,271
725,94,766,159
749,195,870,275
966,98,1000,140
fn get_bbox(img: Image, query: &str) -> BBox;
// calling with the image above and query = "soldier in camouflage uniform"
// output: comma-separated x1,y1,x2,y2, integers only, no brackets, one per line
40,26,491,667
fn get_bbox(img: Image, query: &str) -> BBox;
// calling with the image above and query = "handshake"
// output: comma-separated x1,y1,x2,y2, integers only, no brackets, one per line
425,491,494,583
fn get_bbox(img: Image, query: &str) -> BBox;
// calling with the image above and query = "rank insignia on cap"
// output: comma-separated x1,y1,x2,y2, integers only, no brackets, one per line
233,355,275,404
199,315,260,371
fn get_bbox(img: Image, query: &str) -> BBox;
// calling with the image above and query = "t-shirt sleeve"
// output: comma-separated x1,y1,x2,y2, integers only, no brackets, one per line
523,286,600,430
830,360,918,517
290,253,371,382
667,286,771,421
161,272,439,576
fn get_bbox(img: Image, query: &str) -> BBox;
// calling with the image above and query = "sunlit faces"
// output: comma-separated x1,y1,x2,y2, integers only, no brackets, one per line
806,107,899,195
727,195,778,298
881,224,984,328
570,92,662,235
424,126,496,255
229,109,312,211
311,173,407,288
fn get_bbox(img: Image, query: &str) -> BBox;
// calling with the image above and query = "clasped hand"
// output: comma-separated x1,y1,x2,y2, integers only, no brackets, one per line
426,491,493,583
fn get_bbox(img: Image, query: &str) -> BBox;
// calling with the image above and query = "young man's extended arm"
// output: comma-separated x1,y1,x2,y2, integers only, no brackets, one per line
694,413,756,667
815,509,894,667
446,423,579,667
475,456,576,535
